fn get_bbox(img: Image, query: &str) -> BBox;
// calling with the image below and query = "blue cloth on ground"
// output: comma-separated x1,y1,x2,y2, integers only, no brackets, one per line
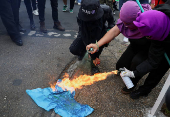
26,79,94,117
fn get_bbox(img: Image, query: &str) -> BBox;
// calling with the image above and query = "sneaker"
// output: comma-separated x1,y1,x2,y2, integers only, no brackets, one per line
121,86,135,94
63,5,67,12
70,9,73,13
78,2,81,5
130,89,150,99
33,10,39,16
91,66,100,75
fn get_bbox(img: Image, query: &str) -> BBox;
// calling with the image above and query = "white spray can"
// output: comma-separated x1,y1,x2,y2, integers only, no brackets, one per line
121,71,134,89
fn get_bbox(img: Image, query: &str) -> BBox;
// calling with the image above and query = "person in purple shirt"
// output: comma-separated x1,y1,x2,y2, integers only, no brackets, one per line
87,1,170,99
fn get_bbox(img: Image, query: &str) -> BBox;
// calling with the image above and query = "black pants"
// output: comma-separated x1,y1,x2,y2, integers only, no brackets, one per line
37,0,58,22
10,0,20,26
24,0,37,23
69,33,104,60
0,0,21,41
138,57,169,92
29,0,37,10
116,42,169,93
70,0,75,9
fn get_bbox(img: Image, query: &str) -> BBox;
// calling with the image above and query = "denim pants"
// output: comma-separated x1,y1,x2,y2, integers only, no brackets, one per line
24,0,37,23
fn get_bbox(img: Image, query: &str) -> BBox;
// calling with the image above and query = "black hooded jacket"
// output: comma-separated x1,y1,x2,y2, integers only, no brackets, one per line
77,4,115,46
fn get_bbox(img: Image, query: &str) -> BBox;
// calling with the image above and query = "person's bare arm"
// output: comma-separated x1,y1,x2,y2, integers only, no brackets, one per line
86,25,120,54
98,25,120,47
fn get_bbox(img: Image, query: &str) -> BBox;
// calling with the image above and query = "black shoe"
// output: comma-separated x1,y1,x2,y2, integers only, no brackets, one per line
30,23,36,30
13,39,23,46
53,21,65,31
18,24,26,33
130,89,150,99
91,66,100,75
121,86,135,94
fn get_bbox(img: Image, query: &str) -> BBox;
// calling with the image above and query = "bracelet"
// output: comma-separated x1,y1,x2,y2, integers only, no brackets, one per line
96,40,99,51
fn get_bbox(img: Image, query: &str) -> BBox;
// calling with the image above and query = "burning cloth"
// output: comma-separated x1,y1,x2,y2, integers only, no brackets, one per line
26,79,94,117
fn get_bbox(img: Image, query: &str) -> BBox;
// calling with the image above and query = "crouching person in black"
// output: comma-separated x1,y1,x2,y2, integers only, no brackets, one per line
69,0,115,75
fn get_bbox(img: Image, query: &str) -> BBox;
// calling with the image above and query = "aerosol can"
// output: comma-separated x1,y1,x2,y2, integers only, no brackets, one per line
118,68,134,89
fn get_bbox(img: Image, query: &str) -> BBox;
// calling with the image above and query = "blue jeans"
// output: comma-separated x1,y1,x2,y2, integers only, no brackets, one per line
24,0,37,23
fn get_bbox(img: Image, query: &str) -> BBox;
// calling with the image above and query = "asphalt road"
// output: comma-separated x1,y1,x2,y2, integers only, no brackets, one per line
0,1,120,116
0,0,79,117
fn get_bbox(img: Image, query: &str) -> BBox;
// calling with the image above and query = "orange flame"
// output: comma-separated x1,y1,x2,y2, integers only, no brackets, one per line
51,70,118,92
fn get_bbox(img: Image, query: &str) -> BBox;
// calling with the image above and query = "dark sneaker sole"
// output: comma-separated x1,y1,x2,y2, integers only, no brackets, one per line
121,87,135,94
121,89,133,94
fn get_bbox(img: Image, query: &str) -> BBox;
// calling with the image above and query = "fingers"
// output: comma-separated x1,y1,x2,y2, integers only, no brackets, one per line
120,71,127,77
120,69,135,78
120,67,130,77
86,44,98,54
124,67,132,73
124,67,129,72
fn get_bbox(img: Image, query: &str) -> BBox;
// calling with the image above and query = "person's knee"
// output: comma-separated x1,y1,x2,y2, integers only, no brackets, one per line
69,44,79,55
131,56,144,68
69,45,75,55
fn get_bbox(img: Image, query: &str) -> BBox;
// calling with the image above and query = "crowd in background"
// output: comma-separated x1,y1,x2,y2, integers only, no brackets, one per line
0,0,165,46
